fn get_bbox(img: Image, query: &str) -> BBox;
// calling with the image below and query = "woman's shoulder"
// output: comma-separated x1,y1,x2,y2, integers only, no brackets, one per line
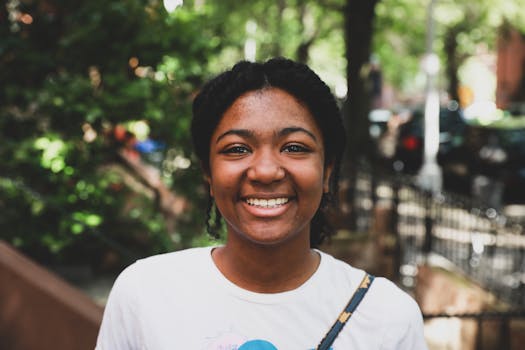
368,277,420,311
316,250,370,285
318,251,422,322
137,245,214,267
116,246,215,285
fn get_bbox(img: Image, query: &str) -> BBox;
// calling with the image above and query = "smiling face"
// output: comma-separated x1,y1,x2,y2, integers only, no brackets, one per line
207,88,333,246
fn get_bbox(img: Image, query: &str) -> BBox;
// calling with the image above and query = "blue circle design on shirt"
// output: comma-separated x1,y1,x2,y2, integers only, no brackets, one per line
238,339,278,350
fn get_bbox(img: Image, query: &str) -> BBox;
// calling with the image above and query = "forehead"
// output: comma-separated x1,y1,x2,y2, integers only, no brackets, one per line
214,88,321,135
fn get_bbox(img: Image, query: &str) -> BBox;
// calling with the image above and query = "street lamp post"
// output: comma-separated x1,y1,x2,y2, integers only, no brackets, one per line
417,0,442,194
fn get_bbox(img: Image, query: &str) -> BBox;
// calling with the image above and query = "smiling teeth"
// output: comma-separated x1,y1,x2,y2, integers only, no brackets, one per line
246,198,289,208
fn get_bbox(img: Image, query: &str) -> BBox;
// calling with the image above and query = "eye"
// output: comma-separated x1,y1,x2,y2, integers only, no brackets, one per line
282,144,310,153
220,145,251,154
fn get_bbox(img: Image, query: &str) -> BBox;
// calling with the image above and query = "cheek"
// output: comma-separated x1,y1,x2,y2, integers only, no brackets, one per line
208,161,244,197
294,162,326,193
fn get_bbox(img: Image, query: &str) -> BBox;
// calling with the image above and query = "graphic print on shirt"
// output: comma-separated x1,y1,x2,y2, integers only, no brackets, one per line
203,331,248,349
238,339,278,349
203,331,277,350
202,330,333,350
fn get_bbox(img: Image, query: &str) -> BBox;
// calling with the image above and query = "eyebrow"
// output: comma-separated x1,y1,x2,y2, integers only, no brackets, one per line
279,127,317,142
215,126,318,144
215,129,254,143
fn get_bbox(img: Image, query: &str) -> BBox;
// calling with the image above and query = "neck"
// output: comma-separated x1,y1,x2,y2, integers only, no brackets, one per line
212,234,320,293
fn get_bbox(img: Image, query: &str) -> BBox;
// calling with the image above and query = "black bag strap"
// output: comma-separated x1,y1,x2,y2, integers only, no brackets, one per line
316,273,375,350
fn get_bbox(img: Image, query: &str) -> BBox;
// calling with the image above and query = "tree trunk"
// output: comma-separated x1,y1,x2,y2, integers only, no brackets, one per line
342,0,379,230
296,1,315,63
343,0,379,174
444,26,462,103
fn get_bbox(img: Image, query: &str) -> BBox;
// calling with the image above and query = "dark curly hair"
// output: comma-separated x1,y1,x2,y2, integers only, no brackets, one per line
191,57,346,247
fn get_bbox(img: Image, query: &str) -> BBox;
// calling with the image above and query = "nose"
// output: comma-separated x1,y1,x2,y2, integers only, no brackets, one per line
246,150,285,184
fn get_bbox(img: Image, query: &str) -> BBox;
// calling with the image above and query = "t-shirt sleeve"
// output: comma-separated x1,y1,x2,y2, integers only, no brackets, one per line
380,295,428,350
95,263,143,350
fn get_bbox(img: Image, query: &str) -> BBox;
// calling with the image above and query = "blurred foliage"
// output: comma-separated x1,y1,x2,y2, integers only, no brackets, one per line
201,0,346,90
373,0,427,93
0,0,226,270
372,0,525,101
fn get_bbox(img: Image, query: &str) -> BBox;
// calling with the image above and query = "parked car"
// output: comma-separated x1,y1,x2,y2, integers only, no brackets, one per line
371,101,525,205
463,123,525,205
375,102,470,195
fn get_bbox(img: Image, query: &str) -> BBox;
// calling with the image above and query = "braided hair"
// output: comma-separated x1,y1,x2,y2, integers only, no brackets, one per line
191,57,346,247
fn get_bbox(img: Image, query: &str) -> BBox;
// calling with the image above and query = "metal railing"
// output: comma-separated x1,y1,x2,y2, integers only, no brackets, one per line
351,166,525,308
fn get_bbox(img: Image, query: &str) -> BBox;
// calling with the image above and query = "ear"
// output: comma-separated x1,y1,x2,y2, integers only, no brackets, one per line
204,173,214,197
200,161,214,197
323,160,334,193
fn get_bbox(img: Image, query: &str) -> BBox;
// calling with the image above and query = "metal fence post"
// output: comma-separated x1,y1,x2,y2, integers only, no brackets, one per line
391,178,401,282
475,317,483,350
423,193,433,257
500,317,510,350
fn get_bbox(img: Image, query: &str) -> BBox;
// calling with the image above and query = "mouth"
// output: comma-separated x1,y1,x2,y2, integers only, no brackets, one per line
244,197,290,208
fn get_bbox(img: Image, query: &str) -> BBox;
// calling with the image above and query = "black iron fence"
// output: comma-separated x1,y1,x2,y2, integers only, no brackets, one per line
351,165,525,308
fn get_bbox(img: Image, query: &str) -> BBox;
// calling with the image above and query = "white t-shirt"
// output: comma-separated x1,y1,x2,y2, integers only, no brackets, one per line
96,247,428,350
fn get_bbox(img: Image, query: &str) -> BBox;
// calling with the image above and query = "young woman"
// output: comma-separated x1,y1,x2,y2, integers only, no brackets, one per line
96,58,427,349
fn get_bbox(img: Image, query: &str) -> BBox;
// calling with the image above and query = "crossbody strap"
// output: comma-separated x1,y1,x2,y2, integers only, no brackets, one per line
316,273,375,350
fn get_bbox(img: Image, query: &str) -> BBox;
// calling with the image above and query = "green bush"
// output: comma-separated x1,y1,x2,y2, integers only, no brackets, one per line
0,0,222,271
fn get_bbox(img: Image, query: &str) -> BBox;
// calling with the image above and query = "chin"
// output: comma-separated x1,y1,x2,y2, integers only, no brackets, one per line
226,219,310,246
239,227,304,247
